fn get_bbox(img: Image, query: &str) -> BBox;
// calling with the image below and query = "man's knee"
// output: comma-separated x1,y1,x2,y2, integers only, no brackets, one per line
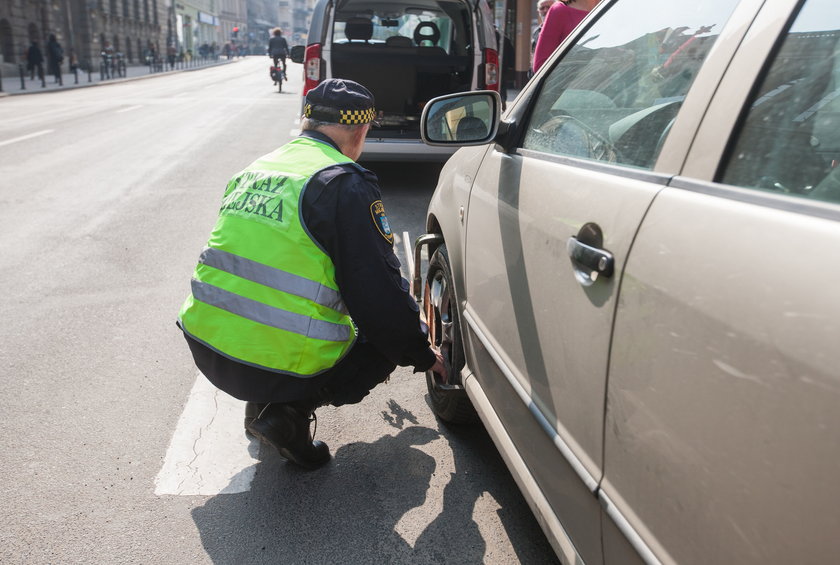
325,344,396,406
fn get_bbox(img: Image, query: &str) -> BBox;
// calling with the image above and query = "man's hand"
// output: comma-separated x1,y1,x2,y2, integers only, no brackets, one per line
430,348,448,382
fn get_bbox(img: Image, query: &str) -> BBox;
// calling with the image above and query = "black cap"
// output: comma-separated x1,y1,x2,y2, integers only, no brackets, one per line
303,78,378,126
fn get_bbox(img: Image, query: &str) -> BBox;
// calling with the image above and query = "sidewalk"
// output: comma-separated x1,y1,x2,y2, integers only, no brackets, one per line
0,58,237,97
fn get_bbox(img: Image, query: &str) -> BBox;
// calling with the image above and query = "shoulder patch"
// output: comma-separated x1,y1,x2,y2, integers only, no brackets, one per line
370,200,394,244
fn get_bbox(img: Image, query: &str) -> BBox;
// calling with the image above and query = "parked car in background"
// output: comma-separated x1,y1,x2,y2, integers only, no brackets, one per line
290,0,498,161
414,0,840,562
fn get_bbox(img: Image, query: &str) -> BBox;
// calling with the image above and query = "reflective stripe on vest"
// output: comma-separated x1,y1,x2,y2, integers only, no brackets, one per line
190,279,351,342
198,247,347,314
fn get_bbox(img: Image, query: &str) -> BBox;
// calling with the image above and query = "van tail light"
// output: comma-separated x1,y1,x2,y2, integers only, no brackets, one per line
483,48,499,91
303,43,322,95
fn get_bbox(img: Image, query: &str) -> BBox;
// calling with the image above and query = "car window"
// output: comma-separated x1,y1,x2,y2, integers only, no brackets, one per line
521,0,739,169
719,0,840,205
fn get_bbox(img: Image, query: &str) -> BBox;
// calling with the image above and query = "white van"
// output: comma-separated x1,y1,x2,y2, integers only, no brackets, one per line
290,0,498,162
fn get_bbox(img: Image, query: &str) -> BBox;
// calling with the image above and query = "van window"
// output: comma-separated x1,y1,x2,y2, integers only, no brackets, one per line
719,0,840,205
521,0,738,169
332,1,471,56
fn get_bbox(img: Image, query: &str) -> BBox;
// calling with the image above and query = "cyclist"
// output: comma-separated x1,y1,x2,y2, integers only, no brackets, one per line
268,27,288,80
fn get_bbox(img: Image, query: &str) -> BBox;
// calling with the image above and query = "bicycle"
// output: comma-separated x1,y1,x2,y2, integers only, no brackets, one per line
270,56,286,93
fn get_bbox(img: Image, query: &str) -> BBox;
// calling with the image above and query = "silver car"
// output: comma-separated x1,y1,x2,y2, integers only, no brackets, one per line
414,0,840,563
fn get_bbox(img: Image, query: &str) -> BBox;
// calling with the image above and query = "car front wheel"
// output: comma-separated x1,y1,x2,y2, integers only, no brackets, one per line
424,244,477,424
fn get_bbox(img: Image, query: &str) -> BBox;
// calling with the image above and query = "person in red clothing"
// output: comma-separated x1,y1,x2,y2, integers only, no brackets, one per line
532,0,601,73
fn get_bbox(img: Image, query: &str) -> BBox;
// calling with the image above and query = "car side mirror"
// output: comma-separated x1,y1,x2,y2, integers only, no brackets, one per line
290,45,305,64
421,91,501,147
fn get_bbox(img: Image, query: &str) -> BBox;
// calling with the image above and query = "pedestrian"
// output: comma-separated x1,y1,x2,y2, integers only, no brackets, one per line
101,40,115,78
532,0,601,73
177,78,446,471
531,0,558,70
268,27,289,79
26,40,44,81
68,49,79,73
46,34,64,83
145,43,158,69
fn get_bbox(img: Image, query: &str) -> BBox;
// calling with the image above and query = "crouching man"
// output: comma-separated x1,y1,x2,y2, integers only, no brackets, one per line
177,79,445,470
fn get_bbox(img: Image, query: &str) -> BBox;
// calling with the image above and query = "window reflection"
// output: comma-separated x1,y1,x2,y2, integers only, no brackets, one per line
426,95,493,142
721,0,840,204
523,0,737,169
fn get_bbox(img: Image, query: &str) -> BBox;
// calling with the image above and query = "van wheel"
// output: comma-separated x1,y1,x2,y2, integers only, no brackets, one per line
425,244,477,424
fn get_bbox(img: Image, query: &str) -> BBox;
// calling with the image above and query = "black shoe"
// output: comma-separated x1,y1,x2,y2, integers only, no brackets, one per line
247,402,331,470
244,402,267,432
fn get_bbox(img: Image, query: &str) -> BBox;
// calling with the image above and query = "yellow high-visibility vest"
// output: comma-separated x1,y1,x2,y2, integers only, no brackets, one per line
178,136,357,377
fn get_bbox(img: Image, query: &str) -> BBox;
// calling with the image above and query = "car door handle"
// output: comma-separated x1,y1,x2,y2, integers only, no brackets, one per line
567,237,614,282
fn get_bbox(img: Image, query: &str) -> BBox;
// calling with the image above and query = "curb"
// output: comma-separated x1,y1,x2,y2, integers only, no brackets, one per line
0,59,239,97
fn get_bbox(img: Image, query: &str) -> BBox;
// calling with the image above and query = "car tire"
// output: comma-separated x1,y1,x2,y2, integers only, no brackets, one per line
424,244,477,424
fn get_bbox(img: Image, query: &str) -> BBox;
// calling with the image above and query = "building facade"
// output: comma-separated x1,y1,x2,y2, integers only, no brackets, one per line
173,0,222,55
244,0,280,54
217,0,246,52
0,0,171,73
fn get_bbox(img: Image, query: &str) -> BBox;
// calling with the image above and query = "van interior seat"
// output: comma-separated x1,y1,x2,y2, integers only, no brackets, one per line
385,36,413,48
417,46,447,57
455,116,487,141
345,17,373,42
329,18,473,123
414,21,441,47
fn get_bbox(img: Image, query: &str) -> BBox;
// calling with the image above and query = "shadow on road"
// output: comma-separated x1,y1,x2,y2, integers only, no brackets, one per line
191,406,559,564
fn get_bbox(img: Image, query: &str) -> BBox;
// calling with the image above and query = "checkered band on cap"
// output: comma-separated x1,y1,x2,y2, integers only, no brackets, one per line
304,103,376,125
339,108,376,125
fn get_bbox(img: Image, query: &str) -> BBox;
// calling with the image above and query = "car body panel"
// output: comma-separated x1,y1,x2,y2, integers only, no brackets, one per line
605,182,840,564
462,147,669,561
423,144,492,306
462,323,590,565
417,0,840,562
600,1,840,560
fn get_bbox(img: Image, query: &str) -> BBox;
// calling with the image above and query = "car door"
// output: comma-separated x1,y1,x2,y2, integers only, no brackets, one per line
603,0,840,562
459,0,744,562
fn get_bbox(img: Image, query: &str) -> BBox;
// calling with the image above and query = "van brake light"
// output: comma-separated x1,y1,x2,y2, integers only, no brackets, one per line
304,44,322,95
484,48,499,91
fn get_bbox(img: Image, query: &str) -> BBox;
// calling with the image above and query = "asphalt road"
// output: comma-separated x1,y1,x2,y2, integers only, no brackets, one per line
0,57,559,565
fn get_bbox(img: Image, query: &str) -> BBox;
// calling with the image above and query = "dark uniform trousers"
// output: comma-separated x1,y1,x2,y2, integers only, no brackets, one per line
184,333,396,407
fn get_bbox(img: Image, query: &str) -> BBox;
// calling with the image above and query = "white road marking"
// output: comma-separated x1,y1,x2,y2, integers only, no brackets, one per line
289,118,301,138
0,129,54,148
155,373,260,496
116,105,143,113
403,230,414,282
